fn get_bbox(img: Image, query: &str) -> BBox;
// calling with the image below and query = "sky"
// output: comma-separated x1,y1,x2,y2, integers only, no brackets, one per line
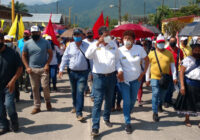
1,0,57,5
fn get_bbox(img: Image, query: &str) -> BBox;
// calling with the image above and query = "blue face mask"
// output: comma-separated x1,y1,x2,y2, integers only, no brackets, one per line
73,36,82,42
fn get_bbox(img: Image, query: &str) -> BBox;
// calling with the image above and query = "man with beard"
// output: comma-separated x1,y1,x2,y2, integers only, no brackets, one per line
22,26,53,114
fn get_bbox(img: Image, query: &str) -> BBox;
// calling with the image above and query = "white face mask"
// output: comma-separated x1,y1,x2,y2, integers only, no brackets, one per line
124,40,132,47
157,43,165,49
104,36,112,44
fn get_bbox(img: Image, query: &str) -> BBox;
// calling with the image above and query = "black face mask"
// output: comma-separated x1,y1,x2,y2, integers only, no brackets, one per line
0,42,4,49
193,53,200,59
170,42,176,47
183,40,188,46
32,35,40,41
24,36,30,40
87,35,93,39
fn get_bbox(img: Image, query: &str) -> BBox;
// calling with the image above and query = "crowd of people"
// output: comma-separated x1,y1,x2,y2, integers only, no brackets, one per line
0,25,199,136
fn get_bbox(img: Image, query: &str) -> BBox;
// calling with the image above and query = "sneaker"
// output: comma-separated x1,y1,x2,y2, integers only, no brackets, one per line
164,102,169,108
138,101,143,107
153,113,160,122
125,124,132,134
91,97,94,102
77,116,84,121
116,104,122,111
158,105,163,113
0,128,10,135
31,108,41,115
91,129,99,136
103,120,113,128
46,102,52,111
111,107,115,112
71,108,76,113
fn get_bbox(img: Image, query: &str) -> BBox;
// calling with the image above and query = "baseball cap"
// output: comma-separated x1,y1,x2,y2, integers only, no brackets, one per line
30,26,40,32
73,28,83,35
24,30,30,35
180,37,188,41
45,35,52,40
156,34,165,43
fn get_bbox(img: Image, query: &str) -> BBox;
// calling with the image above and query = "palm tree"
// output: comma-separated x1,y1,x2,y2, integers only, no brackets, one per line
8,1,28,13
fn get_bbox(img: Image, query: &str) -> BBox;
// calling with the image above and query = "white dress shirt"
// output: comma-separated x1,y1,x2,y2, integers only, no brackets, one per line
117,45,147,82
85,40,120,74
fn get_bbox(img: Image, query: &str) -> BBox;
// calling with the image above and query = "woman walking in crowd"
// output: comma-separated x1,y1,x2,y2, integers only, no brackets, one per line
174,43,200,128
117,30,149,134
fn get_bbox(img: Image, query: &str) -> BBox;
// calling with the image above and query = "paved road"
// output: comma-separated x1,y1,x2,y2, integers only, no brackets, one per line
1,73,200,140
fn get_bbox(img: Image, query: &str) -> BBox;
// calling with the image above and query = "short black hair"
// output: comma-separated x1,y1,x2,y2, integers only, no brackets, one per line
0,33,4,40
98,26,109,36
170,36,177,41
191,43,200,49
123,30,135,39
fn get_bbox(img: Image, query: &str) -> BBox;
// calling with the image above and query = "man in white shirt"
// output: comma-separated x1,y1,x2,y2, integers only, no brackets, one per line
85,26,121,136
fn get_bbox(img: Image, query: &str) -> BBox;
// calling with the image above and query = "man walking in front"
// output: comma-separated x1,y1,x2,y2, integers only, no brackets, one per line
22,26,53,114
0,33,23,135
85,26,121,136
59,29,90,121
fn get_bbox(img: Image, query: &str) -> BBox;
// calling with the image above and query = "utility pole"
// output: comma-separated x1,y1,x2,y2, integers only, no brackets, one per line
56,0,58,14
144,1,146,17
174,0,176,8
12,0,15,23
119,0,121,25
73,15,75,27
69,7,72,25
162,0,164,7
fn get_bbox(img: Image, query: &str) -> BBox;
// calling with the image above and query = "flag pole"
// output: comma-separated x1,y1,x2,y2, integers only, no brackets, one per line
12,0,15,23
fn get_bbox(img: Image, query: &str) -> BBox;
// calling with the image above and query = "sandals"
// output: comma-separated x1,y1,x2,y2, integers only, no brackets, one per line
184,120,192,127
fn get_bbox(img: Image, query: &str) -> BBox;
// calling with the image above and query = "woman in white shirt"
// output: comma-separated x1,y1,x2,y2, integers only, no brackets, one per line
117,30,149,134
174,43,200,128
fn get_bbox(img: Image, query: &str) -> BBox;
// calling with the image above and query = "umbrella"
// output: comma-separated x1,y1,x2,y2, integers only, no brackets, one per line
179,22,200,36
61,28,86,38
142,24,161,34
110,24,154,38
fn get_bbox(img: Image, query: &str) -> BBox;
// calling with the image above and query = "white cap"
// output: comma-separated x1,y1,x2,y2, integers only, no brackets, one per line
4,35,13,41
45,35,52,40
156,34,165,43
180,37,188,41
31,26,40,32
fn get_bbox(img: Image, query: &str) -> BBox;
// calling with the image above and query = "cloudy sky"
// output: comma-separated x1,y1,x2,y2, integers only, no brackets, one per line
1,0,57,5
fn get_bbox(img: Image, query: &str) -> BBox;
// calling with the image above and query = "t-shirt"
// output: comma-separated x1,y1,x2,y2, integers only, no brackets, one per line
182,56,200,81
118,45,147,82
18,38,24,55
23,38,51,68
148,49,174,80
0,47,23,90
180,44,192,58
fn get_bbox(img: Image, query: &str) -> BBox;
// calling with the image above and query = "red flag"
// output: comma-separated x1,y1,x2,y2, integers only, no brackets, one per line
105,16,109,27
92,12,105,39
44,14,60,47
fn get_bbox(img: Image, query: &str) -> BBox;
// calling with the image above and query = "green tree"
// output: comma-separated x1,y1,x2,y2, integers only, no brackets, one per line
9,1,28,13
163,21,186,36
122,13,130,22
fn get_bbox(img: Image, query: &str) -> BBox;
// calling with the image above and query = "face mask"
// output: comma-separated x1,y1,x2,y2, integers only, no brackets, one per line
73,36,82,42
124,40,132,47
0,42,4,49
193,53,200,59
104,36,112,44
24,36,30,40
119,43,123,47
87,35,93,39
32,35,40,41
183,40,188,46
170,42,176,47
5,43,12,48
157,43,165,49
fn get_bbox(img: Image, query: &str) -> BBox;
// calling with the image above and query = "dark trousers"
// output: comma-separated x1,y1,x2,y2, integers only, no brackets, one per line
0,88,18,129
68,70,89,116
49,65,58,87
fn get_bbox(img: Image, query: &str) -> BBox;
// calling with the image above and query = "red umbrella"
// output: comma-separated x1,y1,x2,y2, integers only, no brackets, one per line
110,24,154,38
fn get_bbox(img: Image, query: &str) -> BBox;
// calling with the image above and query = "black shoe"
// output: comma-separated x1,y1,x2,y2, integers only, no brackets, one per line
30,94,33,99
103,120,113,128
0,128,10,135
40,96,44,100
11,122,19,132
53,86,57,91
153,113,160,122
24,88,29,93
91,129,99,136
125,124,132,134
15,98,20,103
158,105,163,113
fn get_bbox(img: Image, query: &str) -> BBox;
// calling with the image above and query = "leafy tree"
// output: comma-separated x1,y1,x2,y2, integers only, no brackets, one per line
8,1,28,13
163,21,186,36
122,13,130,22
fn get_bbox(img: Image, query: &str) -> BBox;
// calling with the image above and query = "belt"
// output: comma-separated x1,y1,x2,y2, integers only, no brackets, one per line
69,69,88,73
94,71,115,77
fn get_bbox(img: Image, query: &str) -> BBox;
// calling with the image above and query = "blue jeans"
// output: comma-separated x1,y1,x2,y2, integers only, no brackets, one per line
68,70,89,117
92,73,116,129
164,76,174,103
120,80,141,124
112,81,122,108
49,65,58,87
151,79,168,113
0,88,18,129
